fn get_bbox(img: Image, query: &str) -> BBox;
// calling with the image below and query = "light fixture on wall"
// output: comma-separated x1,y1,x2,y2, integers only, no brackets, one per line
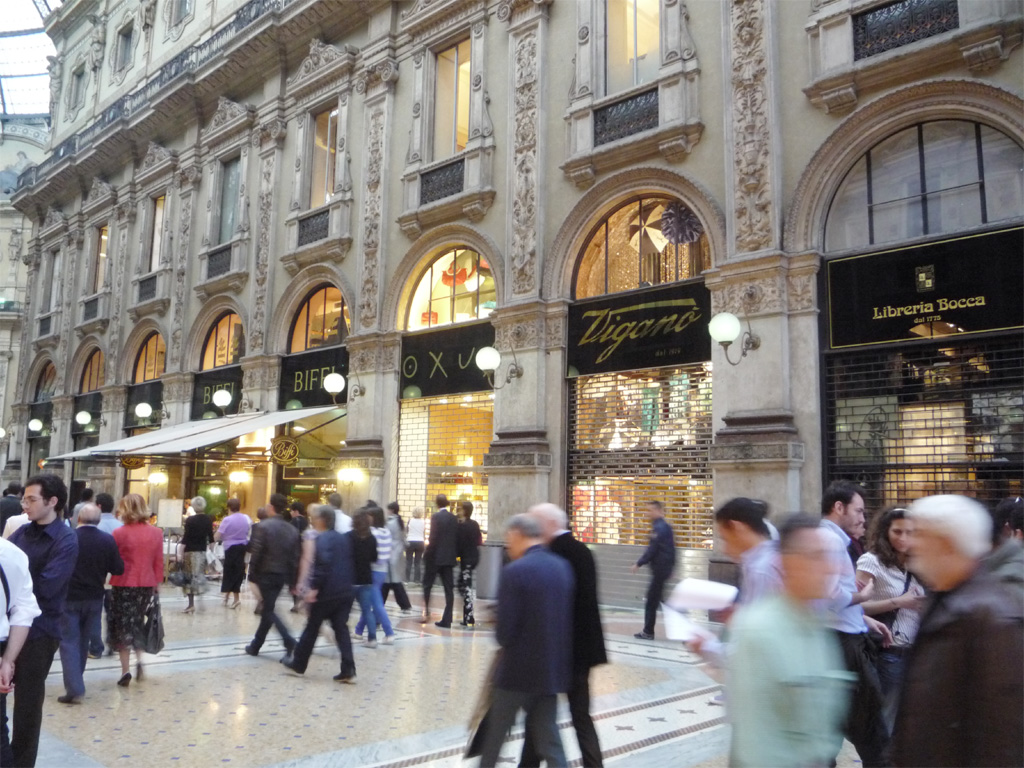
211,388,233,415
0,426,7,440
228,470,251,485
475,345,523,390
134,402,168,423
75,410,105,427
336,466,363,511
147,470,169,485
708,286,761,366
323,372,363,403
27,418,43,432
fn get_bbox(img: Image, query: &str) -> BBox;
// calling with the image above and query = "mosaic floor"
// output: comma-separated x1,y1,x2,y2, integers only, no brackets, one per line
29,585,733,767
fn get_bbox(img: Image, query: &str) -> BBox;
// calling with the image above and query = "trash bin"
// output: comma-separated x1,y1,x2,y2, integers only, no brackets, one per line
475,541,506,600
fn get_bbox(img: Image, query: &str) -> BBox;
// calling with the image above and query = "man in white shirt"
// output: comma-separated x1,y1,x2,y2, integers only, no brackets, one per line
0,537,42,765
2,513,28,540
328,493,351,534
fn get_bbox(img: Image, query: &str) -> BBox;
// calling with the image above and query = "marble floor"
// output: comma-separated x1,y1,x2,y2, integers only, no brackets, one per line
22,584,801,767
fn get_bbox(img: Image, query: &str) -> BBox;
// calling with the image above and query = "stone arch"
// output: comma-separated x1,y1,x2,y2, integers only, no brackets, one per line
268,265,357,356
544,166,726,301
23,353,58,402
120,319,169,384
785,80,1024,254
182,295,248,372
382,223,506,333
67,338,106,394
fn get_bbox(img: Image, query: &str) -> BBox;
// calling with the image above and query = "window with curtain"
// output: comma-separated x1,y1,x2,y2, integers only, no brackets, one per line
573,196,710,300
825,120,1024,252
201,313,245,370
92,226,108,295
35,362,57,402
219,157,241,245
134,333,166,383
290,285,348,353
149,196,165,273
406,247,496,331
80,350,105,393
433,39,471,161
310,107,338,209
606,0,660,96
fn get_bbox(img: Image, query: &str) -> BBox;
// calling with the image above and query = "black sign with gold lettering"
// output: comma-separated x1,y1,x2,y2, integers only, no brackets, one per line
826,228,1024,349
278,347,349,409
568,282,711,376
191,366,244,420
401,322,495,397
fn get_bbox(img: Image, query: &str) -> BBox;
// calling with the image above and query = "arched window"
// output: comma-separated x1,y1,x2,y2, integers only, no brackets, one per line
290,285,348,353
133,333,166,383
405,247,496,331
825,121,1024,252
79,350,105,393
573,196,710,300
201,313,245,370
34,363,57,403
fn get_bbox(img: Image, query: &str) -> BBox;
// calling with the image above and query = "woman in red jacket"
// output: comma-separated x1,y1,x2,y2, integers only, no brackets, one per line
110,494,164,686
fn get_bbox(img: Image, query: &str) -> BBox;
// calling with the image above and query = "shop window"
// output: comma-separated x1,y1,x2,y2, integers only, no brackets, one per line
80,350,105,393
825,121,1024,252
92,226,108,295
35,362,57,402
290,285,348,353
567,364,714,548
148,196,166,273
405,248,496,331
310,107,338,209
574,196,709,300
134,333,166,383
218,157,241,245
433,39,471,162
201,313,245,370
606,0,660,96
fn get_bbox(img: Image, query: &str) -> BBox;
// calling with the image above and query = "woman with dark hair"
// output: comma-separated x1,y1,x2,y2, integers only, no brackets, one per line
855,505,925,729
352,507,397,643
456,500,482,627
348,509,380,647
110,494,164,687
216,498,250,609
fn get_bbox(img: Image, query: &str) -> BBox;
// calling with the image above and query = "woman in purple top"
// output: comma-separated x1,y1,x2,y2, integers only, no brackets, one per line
215,498,251,609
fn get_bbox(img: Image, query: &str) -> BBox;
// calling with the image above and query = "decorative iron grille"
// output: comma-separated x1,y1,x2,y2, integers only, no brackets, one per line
137,275,158,302
297,209,330,246
594,88,659,147
83,298,99,321
566,363,714,549
420,159,465,206
207,246,232,278
824,335,1024,511
853,0,959,61
38,315,51,337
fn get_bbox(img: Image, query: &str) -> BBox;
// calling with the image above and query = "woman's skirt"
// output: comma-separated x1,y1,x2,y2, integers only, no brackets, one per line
182,551,208,595
110,586,154,651
221,544,247,593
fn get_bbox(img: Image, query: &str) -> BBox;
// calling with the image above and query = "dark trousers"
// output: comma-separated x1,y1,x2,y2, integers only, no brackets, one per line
480,688,565,768
60,598,103,698
423,563,455,625
12,634,60,767
290,596,356,678
836,631,890,768
250,574,295,654
405,542,424,582
643,570,671,635
89,590,111,657
381,581,412,610
221,544,247,594
458,563,476,624
521,666,602,767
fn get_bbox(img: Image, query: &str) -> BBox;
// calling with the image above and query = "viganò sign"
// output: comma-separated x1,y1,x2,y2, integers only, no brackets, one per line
568,282,711,376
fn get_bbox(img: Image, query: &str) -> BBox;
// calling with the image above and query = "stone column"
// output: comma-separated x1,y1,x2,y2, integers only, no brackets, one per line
161,372,194,426
337,333,390,507
239,354,281,415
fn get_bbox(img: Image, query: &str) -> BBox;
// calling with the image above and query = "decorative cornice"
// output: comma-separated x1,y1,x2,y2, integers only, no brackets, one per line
286,39,358,101
82,178,117,217
202,97,257,150
136,142,178,187
401,0,487,41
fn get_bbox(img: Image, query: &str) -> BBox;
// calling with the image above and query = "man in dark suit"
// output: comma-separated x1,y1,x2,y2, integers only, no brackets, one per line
245,494,300,660
519,503,607,767
282,506,357,682
422,493,458,628
479,514,574,768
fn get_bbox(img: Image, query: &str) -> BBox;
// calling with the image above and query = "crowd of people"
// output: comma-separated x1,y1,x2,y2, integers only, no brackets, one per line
0,474,1021,768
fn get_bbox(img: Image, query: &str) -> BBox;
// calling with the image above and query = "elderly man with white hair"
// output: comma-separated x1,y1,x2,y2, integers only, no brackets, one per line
892,494,1023,768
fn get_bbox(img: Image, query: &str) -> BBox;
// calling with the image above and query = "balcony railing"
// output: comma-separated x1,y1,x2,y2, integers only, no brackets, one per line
39,315,51,337
207,245,232,278
297,209,330,246
82,297,100,321
853,0,959,61
420,158,465,206
594,88,659,147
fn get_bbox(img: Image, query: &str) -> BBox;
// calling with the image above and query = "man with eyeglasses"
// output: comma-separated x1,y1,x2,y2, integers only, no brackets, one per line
9,475,78,767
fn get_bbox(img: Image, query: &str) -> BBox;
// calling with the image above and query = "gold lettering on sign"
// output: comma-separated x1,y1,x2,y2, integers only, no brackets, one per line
293,366,335,394
871,296,986,320
578,299,702,364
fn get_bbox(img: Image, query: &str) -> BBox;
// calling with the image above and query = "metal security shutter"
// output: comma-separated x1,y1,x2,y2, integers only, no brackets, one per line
396,392,493,532
567,363,714,549
825,335,1024,510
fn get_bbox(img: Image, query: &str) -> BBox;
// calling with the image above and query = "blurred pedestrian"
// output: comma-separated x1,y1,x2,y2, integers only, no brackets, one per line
92,493,121,657
181,496,213,613
382,502,412,612
981,496,1024,599
215,498,250,609
353,507,395,644
631,501,675,640
456,500,481,627
0,483,23,532
422,495,457,628
892,495,1023,767
244,498,299,660
109,494,163,688
328,492,351,534
405,507,425,582
349,509,380,647
728,514,852,768
0,535,41,767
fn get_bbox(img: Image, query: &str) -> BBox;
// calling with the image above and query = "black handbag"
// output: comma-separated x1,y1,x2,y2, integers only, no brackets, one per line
141,592,165,654
168,561,190,588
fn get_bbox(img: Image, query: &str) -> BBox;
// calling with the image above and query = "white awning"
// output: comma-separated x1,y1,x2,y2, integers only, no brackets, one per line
50,405,341,460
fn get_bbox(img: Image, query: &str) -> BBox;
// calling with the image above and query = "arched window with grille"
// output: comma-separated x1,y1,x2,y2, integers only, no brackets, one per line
405,247,496,331
201,313,244,370
79,350,105,393
290,285,348,353
134,333,166,383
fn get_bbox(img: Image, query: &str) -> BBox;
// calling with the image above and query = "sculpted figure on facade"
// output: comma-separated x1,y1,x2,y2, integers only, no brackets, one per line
358,107,385,329
46,56,62,116
510,31,539,296
88,15,106,72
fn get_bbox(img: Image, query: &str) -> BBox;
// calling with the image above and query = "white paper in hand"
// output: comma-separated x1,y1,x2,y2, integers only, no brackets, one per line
667,578,738,612
661,603,714,642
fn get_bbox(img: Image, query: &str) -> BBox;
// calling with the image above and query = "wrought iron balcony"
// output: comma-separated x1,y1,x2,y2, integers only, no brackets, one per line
297,209,330,247
420,159,465,206
854,0,959,61
138,275,158,303
207,245,232,279
594,88,659,147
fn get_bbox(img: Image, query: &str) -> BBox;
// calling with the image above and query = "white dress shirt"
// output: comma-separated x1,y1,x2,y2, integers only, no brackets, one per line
0,537,41,641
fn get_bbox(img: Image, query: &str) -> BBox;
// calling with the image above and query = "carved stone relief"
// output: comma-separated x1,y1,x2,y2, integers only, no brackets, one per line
249,153,276,354
169,180,194,369
358,108,386,329
510,31,539,296
730,0,775,253
106,226,129,380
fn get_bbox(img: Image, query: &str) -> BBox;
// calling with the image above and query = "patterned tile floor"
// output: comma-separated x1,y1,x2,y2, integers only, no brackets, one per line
25,585,855,767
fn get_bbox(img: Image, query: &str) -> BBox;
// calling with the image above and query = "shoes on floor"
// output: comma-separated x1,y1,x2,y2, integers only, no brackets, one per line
182,606,195,614
400,609,411,615
244,645,259,657
434,621,451,629
419,613,430,623
364,640,377,649
279,652,295,668
136,663,143,681
634,631,655,640
333,672,356,683
58,694,81,704
254,602,263,615
88,652,102,660
230,601,241,609
352,631,364,641
117,673,132,687
382,635,395,645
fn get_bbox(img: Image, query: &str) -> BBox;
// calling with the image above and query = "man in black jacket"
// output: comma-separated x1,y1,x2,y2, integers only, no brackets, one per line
245,495,300,660
57,504,124,704
520,503,607,768
631,500,675,640
422,494,458,628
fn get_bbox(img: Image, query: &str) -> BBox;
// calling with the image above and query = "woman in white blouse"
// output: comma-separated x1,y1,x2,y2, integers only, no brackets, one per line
855,506,926,730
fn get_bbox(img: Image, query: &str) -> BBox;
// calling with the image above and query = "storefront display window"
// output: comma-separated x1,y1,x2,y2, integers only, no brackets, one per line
135,332,166,382
405,248,496,331
290,285,348,353
201,313,245,370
